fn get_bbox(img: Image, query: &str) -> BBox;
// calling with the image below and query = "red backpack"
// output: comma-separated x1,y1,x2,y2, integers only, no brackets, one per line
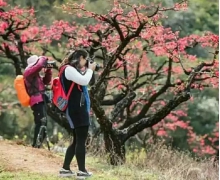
52,65,74,111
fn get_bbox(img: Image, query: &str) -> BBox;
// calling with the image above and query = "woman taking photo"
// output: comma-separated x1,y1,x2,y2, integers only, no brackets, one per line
23,55,52,148
58,49,96,178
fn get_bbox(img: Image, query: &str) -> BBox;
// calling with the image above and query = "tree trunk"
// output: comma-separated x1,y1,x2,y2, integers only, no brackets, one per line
50,122,59,144
46,104,72,134
47,104,126,165
104,131,125,165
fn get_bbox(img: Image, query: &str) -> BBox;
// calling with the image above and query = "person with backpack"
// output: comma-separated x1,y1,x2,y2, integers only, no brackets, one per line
58,49,96,178
23,55,52,148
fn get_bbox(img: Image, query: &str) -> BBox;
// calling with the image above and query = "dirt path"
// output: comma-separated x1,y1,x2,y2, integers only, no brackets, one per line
0,140,76,174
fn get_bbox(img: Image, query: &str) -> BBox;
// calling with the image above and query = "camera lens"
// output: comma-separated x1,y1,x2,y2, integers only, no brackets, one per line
95,64,101,71
85,57,101,71
46,60,56,68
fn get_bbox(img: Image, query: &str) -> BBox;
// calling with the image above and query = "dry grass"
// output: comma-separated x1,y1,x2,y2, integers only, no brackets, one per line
87,142,219,180
128,145,218,180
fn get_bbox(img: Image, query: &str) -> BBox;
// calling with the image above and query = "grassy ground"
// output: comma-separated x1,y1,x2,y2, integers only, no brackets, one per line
0,156,157,180
0,140,218,180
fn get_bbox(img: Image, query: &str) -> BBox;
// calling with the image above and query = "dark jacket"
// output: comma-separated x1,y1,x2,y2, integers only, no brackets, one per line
62,72,90,128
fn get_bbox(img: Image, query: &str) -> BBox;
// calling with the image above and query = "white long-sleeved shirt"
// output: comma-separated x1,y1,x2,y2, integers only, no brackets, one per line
64,66,93,86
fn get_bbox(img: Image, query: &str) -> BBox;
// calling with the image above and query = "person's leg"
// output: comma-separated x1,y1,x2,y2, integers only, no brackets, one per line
62,129,76,170
59,129,76,177
75,126,89,172
31,102,45,147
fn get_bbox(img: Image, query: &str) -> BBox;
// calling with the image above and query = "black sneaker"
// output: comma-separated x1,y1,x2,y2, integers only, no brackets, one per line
59,168,75,177
76,171,93,179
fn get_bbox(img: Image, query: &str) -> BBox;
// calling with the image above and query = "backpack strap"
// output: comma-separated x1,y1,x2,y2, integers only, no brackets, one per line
67,82,74,99
59,65,75,98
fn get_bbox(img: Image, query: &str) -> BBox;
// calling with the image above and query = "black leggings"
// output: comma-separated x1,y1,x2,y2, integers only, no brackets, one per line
31,102,47,147
63,126,89,172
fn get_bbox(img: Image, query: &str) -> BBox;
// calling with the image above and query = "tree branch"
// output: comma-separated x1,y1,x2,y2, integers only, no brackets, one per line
62,33,76,40
110,91,136,120
41,46,62,63
101,93,127,106
4,45,22,75
112,15,125,41
120,58,172,129
122,57,216,142
147,6,159,18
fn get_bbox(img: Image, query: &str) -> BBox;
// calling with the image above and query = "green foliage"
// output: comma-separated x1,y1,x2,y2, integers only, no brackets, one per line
187,89,219,135
169,127,190,150
0,64,15,76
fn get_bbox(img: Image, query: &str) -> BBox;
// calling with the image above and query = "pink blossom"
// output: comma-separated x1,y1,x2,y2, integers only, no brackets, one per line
157,129,167,136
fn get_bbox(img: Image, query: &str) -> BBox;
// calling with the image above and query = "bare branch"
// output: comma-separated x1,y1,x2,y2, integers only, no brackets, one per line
158,0,187,12
134,7,141,23
147,6,159,18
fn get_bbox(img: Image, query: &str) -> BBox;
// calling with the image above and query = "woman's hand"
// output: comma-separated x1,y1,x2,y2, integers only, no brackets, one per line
88,61,97,71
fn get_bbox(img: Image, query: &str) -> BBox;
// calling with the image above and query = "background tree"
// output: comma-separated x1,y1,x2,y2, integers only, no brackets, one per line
56,0,218,164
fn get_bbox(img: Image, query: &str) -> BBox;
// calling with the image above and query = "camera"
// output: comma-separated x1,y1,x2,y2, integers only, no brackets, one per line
45,60,56,68
85,56,101,71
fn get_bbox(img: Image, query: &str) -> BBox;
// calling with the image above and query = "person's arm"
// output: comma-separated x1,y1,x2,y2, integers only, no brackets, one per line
24,56,48,77
43,68,52,85
64,66,93,86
